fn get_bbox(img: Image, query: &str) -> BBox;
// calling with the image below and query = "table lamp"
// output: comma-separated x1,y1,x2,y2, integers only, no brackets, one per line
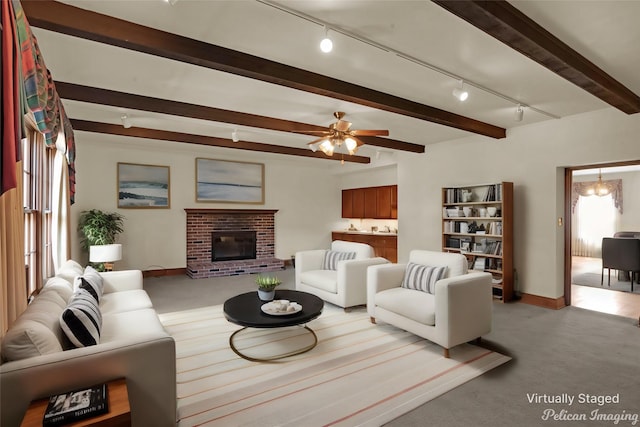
89,244,122,271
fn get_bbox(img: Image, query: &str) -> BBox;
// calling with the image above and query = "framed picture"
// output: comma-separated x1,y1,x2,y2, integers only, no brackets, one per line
196,158,264,204
117,163,170,208
460,241,471,252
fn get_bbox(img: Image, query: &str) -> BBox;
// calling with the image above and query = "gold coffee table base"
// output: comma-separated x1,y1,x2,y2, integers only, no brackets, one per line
229,325,318,362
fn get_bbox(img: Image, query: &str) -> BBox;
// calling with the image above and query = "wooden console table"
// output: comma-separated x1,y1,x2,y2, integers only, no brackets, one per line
20,378,131,427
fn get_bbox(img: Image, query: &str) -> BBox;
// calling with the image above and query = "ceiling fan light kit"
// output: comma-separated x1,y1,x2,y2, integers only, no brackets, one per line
301,112,389,157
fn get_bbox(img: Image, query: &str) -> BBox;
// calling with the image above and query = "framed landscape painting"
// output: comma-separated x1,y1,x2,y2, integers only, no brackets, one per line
196,158,264,204
117,163,170,208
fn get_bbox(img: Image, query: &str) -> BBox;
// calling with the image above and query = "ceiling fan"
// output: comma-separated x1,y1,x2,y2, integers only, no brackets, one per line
298,112,389,156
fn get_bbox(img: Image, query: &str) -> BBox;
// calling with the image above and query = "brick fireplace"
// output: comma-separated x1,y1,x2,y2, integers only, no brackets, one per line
185,209,284,279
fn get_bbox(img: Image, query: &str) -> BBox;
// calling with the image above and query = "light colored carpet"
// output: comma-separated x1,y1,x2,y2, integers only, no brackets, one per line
159,304,510,427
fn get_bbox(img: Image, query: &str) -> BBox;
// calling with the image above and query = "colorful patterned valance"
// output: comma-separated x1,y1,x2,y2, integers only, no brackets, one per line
2,1,76,203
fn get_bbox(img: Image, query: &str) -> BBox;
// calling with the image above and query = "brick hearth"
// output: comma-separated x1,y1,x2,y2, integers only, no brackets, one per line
185,209,284,279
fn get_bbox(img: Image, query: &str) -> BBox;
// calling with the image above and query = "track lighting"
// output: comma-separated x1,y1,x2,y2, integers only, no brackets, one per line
514,104,524,122
320,27,333,53
164,0,178,5
231,129,239,142
121,114,131,129
452,80,468,102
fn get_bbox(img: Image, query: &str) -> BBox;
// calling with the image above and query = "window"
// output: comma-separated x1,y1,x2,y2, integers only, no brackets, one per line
575,194,618,257
22,124,54,295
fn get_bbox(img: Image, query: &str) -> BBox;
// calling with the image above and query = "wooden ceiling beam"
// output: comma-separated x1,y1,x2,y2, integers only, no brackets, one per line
54,81,425,153
432,0,640,114
69,119,371,164
23,0,506,139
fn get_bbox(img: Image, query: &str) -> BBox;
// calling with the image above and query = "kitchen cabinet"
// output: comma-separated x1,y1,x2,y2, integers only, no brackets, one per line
341,185,397,219
332,232,397,263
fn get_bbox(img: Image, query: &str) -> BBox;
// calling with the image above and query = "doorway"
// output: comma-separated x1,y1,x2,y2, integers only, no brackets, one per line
564,161,640,319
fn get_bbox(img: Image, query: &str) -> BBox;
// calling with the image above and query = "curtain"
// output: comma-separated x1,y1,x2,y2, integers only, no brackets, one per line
52,130,71,272
0,163,27,336
572,194,620,257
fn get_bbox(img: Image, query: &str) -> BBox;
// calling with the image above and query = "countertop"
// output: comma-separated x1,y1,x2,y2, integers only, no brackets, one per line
333,230,398,236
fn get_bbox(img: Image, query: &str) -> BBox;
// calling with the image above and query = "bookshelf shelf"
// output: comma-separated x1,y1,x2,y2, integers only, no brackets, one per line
442,182,514,302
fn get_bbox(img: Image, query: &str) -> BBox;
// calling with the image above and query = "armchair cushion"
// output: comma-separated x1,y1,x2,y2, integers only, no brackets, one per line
375,287,436,325
298,270,338,293
322,250,356,270
401,263,447,294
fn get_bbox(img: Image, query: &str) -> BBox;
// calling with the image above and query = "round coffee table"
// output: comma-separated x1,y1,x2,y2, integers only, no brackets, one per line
223,289,324,361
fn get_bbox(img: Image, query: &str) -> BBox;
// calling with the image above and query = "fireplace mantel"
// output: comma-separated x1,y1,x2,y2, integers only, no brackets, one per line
184,208,279,215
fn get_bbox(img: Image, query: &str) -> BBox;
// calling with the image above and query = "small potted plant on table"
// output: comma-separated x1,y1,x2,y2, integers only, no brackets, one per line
255,274,281,301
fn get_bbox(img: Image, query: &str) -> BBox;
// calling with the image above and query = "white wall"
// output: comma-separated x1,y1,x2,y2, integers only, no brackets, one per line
397,108,640,300
71,134,341,270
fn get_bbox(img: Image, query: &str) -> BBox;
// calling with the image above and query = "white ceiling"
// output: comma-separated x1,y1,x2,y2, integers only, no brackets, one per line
31,0,640,163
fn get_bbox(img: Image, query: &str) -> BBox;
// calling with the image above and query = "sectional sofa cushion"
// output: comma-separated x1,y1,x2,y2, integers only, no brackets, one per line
401,263,447,294
60,289,102,348
322,250,356,270
0,288,67,361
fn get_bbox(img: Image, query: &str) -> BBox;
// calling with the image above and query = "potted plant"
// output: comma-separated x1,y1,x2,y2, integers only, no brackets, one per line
78,209,125,271
255,274,281,301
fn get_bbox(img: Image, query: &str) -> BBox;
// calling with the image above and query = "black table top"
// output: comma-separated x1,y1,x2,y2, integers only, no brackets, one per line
223,290,324,328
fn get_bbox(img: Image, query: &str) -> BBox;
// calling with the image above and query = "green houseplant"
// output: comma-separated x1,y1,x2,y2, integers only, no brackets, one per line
255,274,281,301
78,209,125,270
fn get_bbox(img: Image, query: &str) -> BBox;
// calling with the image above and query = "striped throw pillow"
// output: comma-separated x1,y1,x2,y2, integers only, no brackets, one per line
401,263,447,294
74,266,104,302
322,250,356,270
60,289,102,348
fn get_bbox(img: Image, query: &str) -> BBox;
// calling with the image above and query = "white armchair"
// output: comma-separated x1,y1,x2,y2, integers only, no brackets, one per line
296,240,389,309
367,250,492,357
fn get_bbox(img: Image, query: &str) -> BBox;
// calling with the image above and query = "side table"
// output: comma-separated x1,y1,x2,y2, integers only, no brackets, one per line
20,378,131,427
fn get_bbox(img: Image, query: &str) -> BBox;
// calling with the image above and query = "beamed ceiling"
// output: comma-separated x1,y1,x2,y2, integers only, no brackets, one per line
22,0,640,166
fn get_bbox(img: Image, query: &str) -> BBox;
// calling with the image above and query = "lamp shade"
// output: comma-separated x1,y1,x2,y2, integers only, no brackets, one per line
89,244,122,263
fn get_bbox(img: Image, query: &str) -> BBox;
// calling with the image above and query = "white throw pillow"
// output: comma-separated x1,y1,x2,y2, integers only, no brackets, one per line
56,259,84,284
401,263,447,294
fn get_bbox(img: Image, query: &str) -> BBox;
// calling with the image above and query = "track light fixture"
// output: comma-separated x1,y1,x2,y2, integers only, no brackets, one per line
320,26,333,53
452,80,469,102
231,129,239,142
515,104,524,122
121,114,131,129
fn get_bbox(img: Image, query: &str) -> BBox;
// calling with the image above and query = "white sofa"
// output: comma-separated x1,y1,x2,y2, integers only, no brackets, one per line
367,250,493,357
0,261,176,427
296,240,389,309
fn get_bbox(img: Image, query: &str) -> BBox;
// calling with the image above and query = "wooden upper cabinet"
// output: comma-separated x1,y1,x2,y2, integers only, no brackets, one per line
341,185,398,219
351,188,365,218
363,187,378,218
341,189,353,218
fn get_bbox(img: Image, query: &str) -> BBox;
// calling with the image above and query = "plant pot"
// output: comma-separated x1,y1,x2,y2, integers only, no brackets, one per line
257,289,276,301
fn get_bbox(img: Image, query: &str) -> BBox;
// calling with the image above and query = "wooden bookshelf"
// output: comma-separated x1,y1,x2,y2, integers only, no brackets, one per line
442,182,514,302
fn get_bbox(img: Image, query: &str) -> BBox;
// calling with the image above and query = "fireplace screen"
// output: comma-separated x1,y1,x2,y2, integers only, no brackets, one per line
211,231,257,261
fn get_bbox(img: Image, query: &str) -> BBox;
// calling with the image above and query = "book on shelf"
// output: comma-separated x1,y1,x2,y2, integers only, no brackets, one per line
43,383,108,426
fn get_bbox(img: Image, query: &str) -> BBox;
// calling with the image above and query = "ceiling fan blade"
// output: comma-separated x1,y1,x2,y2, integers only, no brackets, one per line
335,120,352,132
351,129,389,136
294,130,332,135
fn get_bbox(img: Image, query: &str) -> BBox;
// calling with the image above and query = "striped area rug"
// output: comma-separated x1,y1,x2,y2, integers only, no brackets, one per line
159,304,510,427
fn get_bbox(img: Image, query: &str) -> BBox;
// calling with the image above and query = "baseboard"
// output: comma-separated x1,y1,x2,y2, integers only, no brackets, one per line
519,293,566,310
142,268,187,278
